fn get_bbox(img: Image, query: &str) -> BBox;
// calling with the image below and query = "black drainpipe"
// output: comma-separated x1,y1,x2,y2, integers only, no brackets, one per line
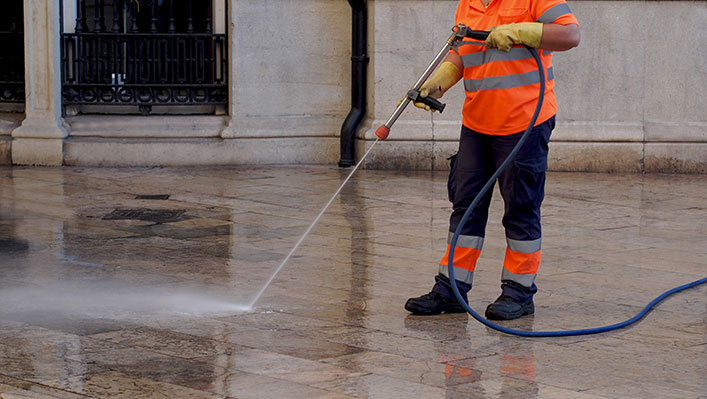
339,0,369,167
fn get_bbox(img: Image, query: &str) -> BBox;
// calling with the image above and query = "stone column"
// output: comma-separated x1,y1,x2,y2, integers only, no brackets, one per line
12,0,68,165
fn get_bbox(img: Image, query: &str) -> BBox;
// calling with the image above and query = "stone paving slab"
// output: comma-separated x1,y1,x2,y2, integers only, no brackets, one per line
0,166,705,399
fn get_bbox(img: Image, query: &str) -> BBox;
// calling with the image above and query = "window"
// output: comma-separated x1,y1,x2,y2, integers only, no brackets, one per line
61,0,227,115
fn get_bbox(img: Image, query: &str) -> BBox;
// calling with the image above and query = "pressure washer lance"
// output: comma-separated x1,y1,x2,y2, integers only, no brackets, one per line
375,24,489,140
248,25,488,309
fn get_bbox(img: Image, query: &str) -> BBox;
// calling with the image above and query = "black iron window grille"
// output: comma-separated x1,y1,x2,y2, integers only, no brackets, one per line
0,0,25,108
61,0,227,114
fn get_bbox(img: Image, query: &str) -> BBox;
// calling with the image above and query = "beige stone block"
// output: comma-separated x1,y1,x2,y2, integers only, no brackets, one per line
548,142,643,173
10,116,68,165
63,137,339,167
0,113,23,136
644,121,707,142
552,121,643,142
357,139,434,170
229,0,350,120
370,0,458,124
11,117,68,140
223,116,342,139
374,2,439,54
0,137,11,165
432,141,458,171
431,119,463,142
66,116,226,138
554,2,646,126
11,138,64,166
643,2,707,137
645,143,707,174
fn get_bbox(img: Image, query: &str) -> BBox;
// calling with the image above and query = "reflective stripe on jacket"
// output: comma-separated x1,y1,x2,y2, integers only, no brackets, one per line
453,0,579,135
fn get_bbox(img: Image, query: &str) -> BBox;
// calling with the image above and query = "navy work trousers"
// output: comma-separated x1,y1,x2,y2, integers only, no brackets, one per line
434,116,555,303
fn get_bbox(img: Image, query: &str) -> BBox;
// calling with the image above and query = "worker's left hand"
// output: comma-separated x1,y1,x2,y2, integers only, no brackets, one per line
413,61,462,111
485,22,543,52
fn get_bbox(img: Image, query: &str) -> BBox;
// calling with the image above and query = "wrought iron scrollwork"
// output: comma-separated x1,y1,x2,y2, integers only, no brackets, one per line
62,0,227,112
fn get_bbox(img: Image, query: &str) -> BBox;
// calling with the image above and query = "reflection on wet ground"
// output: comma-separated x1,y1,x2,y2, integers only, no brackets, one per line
0,166,705,398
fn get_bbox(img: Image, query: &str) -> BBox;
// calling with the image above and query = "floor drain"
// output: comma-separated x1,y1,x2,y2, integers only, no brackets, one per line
0,239,29,253
103,208,186,223
135,194,170,200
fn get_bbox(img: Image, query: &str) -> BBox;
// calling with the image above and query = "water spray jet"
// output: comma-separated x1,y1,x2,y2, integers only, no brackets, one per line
247,139,380,309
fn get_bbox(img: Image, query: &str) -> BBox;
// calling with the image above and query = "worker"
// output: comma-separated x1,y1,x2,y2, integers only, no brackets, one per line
405,0,580,319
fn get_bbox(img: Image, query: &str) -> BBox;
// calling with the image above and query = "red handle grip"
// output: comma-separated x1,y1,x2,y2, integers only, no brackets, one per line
376,125,390,140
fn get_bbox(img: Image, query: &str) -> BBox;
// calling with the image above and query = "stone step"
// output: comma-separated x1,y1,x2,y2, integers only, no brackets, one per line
66,115,227,138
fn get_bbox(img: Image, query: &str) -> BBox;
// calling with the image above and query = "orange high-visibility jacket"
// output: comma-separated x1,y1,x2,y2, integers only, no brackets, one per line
453,0,579,135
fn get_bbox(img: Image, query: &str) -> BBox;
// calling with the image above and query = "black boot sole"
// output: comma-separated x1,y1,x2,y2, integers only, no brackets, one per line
405,300,466,316
485,302,534,320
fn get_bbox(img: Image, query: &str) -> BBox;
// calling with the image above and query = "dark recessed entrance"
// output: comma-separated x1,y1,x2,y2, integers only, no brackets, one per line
0,0,25,112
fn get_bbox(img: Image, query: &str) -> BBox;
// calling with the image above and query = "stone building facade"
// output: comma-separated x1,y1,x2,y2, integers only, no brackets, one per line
1,0,705,172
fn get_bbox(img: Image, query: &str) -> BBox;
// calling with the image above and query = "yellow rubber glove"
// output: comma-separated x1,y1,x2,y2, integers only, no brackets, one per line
412,61,462,111
485,22,543,52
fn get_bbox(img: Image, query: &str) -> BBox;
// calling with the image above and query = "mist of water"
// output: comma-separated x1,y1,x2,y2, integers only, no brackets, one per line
247,139,380,308
0,140,378,320
0,281,252,320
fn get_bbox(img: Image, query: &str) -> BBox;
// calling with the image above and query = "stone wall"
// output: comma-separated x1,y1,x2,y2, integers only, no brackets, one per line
3,0,706,172
359,0,707,172
64,0,351,166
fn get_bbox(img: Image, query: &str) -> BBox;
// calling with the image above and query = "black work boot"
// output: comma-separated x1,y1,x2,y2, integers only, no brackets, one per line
485,295,534,320
405,291,465,315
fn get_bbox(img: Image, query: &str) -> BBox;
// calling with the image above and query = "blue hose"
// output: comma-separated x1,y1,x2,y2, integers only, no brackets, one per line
447,46,707,337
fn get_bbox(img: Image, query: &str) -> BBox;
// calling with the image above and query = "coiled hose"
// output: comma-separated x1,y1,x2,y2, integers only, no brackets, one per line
447,46,707,337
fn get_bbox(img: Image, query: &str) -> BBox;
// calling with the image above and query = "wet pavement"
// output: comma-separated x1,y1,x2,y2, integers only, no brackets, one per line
0,165,705,399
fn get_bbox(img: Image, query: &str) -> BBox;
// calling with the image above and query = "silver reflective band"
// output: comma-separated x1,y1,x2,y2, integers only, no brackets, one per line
507,237,541,253
502,269,536,287
536,3,572,23
461,47,533,67
440,264,474,284
464,67,553,92
447,232,484,249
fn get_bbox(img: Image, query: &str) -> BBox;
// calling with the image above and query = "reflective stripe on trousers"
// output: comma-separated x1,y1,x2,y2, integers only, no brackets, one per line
441,117,554,289
503,237,541,288
439,232,483,285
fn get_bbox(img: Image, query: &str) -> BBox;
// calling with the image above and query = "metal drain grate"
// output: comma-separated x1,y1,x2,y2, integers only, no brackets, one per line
0,239,29,253
103,208,186,223
135,194,170,200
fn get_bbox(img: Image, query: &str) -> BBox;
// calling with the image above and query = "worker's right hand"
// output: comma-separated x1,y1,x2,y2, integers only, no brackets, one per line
412,62,462,112
486,22,543,52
